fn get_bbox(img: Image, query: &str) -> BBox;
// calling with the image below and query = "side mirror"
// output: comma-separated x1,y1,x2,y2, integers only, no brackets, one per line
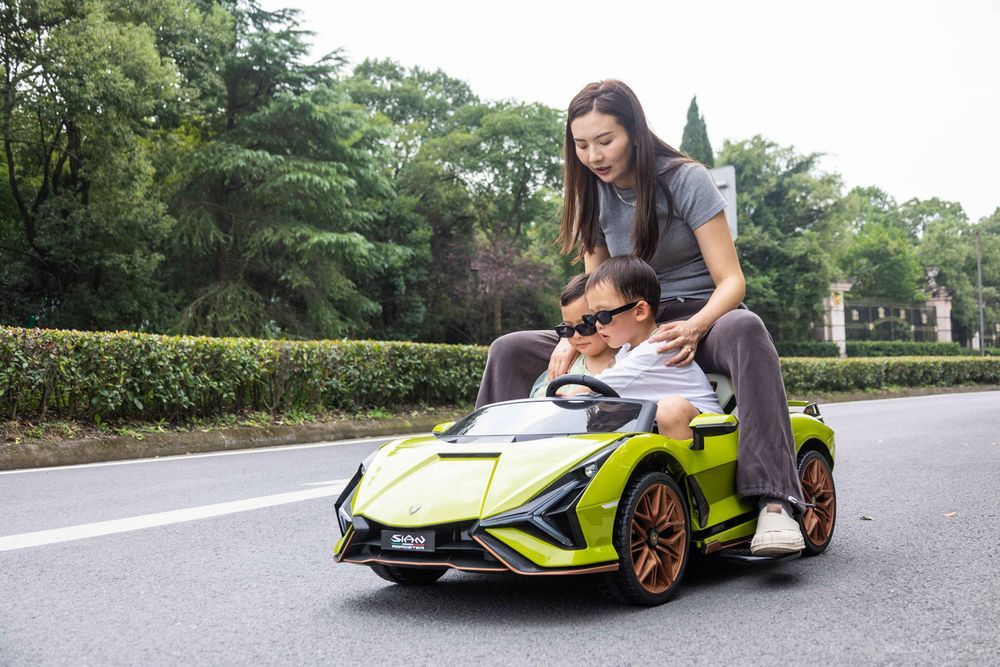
689,413,738,451
432,421,455,436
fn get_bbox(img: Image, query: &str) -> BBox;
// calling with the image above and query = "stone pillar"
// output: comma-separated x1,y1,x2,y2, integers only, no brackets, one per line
821,281,854,358
926,288,953,343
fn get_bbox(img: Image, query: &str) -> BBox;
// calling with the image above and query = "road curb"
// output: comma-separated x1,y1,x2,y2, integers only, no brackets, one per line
4,386,996,471
0,413,461,471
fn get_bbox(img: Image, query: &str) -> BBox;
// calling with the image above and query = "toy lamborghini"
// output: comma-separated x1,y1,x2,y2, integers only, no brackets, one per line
333,374,836,606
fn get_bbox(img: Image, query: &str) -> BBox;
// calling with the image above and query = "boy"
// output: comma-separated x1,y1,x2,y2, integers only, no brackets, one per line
562,256,721,438
529,274,617,398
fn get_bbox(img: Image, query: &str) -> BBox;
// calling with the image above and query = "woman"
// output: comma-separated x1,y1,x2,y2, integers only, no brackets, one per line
476,80,805,556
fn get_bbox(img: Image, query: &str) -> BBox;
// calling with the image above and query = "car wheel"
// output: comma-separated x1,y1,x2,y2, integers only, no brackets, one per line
798,450,836,556
370,564,448,585
603,471,689,606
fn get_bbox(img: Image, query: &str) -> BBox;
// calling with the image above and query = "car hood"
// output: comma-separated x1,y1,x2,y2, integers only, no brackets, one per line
352,433,623,528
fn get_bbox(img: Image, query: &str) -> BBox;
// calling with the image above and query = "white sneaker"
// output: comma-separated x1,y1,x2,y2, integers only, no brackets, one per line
750,505,805,556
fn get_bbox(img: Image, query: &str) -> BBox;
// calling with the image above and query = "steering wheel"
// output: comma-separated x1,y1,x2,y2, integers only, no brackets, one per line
545,374,620,398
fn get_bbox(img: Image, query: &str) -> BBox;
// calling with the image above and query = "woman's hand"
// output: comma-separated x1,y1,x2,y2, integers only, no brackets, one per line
649,320,706,367
547,338,577,381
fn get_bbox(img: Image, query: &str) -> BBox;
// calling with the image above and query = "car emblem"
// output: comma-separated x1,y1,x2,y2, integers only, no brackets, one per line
409,504,422,515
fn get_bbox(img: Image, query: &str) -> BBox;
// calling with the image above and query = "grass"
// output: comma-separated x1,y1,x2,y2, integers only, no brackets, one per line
0,402,474,446
802,383,999,404
4,384,995,446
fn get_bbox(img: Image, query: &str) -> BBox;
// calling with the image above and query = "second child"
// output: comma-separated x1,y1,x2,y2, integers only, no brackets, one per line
562,256,722,438
530,274,616,397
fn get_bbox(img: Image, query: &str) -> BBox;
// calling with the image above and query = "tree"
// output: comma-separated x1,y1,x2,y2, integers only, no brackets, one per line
680,96,714,167
717,136,839,340
835,187,923,302
344,58,477,176
973,209,1000,346
346,61,566,343
343,60,485,341
163,4,393,339
428,100,564,338
842,222,924,301
919,208,1000,346
913,200,976,342
0,0,198,330
900,196,967,240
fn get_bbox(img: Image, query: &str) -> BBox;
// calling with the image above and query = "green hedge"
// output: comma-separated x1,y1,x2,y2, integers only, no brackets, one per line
0,327,486,422
775,341,840,358
3,326,998,424
846,341,966,357
781,356,1000,393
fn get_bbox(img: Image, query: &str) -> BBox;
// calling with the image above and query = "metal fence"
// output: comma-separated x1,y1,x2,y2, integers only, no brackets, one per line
844,299,939,342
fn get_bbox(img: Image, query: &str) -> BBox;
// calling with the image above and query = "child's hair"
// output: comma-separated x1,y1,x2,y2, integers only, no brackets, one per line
587,256,660,308
559,274,590,306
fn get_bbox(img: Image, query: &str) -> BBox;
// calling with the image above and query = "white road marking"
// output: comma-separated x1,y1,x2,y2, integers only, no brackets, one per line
0,481,348,552
0,435,412,476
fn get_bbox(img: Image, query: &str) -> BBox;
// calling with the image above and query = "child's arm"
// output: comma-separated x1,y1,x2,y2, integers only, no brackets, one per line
557,386,591,397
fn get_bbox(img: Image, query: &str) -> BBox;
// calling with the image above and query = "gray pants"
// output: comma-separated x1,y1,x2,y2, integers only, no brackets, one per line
475,308,804,503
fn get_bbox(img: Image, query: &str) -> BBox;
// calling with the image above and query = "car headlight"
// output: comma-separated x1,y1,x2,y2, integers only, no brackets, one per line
334,449,379,536
478,439,625,549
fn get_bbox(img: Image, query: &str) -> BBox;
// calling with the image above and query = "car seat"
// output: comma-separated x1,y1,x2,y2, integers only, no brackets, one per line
706,374,737,416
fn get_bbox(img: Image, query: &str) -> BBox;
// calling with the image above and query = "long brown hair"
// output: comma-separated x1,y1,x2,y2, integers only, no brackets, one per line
559,80,690,262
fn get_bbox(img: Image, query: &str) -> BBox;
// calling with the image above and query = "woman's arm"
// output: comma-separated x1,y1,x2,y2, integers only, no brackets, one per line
583,246,611,273
546,338,577,381
652,212,745,366
687,212,745,333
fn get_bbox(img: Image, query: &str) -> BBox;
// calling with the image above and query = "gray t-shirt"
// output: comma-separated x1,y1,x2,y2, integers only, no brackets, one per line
596,157,728,301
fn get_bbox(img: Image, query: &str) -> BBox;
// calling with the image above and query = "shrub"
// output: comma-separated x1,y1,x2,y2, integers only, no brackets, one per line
781,356,1000,393
846,341,965,357
775,341,839,358
3,326,997,425
0,327,486,422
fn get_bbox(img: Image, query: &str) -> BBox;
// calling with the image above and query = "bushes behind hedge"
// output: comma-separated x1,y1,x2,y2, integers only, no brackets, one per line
0,327,486,422
775,341,840,357
781,356,1000,393
777,340,996,358
2,326,998,424
846,341,966,357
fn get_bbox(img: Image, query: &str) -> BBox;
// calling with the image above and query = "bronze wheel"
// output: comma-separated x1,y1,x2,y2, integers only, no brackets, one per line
603,472,689,606
798,450,836,556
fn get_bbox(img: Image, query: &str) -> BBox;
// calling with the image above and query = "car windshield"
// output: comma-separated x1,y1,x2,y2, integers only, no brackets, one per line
442,398,646,439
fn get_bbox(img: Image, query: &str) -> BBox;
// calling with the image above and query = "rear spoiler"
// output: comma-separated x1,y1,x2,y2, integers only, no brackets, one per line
788,400,823,422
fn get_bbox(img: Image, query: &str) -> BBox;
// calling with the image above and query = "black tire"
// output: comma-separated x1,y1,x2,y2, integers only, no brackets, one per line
602,471,690,606
797,450,836,556
370,563,448,585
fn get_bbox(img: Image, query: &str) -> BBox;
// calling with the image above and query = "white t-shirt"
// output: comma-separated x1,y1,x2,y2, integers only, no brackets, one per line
595,340,722,414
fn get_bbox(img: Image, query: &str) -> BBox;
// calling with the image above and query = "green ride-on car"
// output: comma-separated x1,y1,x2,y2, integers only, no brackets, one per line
333,373,836,606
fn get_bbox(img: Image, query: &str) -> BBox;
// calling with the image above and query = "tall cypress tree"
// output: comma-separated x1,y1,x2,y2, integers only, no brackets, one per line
164,4,393,339
680,96,715,167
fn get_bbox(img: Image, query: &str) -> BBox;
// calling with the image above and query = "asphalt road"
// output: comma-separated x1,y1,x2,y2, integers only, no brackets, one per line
2,391,999,665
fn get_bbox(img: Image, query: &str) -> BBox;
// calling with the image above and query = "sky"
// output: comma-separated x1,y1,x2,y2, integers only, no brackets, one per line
262,0,1000,222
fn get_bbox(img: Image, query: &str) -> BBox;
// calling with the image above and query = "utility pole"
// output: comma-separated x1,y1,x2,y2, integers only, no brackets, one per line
976,229,985,355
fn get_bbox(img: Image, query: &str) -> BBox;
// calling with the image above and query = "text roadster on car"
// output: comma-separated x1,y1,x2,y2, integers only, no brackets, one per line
333,374,836,606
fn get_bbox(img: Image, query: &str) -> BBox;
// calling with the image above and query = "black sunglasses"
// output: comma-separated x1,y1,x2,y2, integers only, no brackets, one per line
582,301,639,326
555,321,598,338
